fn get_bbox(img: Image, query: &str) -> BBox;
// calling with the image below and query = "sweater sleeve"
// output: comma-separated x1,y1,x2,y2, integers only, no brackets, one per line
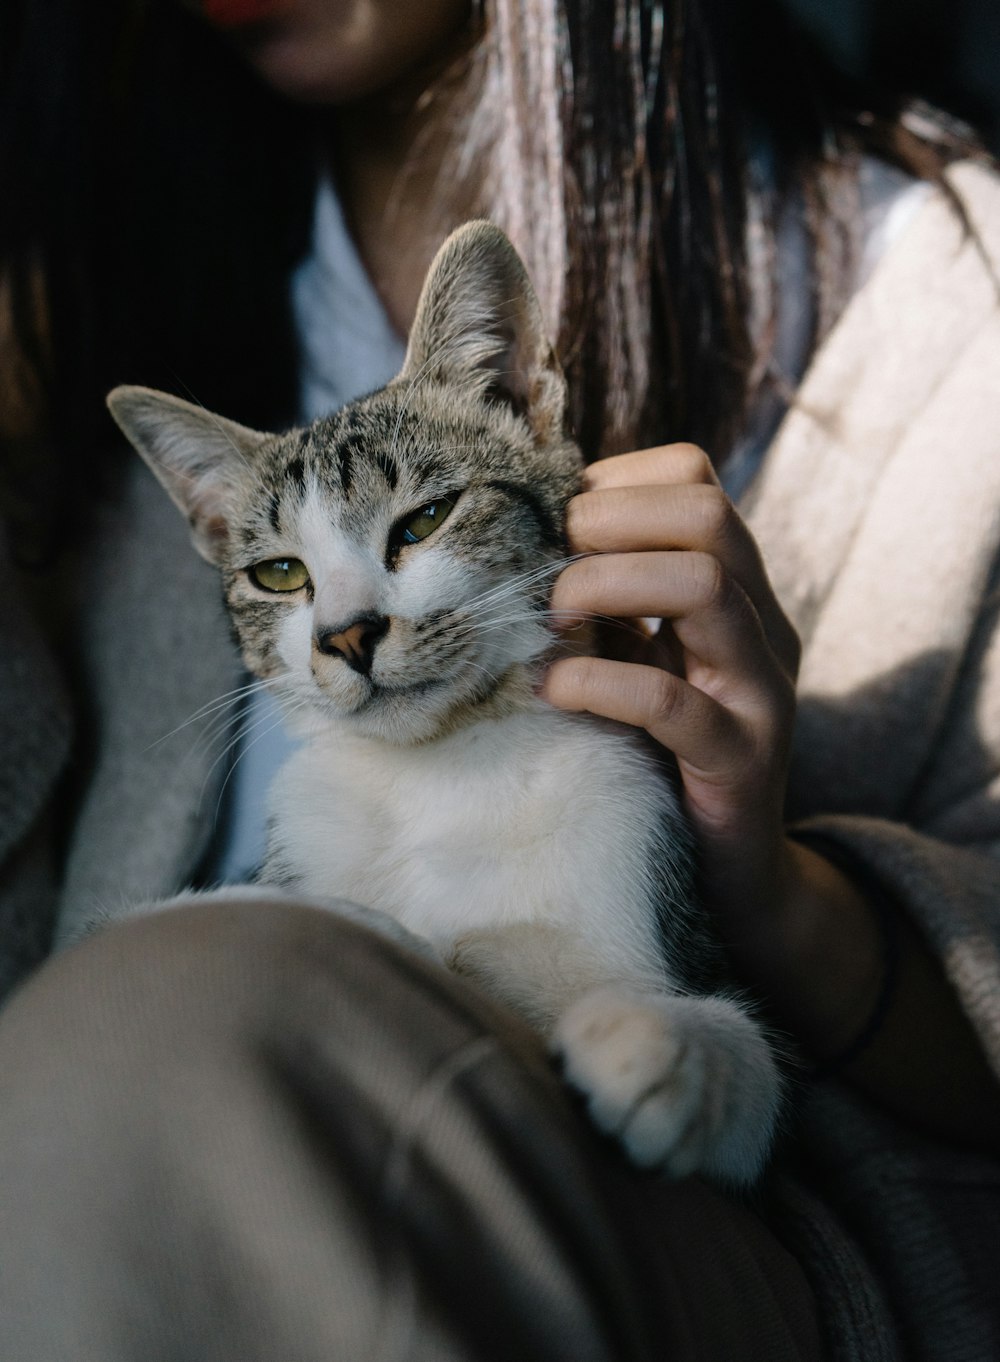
790,553,1000,1081
737,161,1000,1085
0,523,73,999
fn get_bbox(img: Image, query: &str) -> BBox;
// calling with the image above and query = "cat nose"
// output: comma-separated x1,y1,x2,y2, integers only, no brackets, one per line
315,614,389,675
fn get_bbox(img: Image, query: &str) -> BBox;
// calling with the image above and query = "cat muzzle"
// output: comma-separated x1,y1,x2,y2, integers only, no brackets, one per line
314,615,390,676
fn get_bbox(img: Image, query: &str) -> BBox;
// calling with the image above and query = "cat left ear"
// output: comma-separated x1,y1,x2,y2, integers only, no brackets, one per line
399,221,567,443
107,385,269,565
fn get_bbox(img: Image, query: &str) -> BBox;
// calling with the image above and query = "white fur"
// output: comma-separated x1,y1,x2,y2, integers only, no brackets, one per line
269,706,671,977
554,988,780,1182
265,700,781,1185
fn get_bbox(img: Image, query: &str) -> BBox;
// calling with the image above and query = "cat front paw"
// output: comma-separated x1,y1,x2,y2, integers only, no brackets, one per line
553,986,781,1185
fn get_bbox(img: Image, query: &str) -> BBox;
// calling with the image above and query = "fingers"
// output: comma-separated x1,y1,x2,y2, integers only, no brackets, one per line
569,463,799,679
582,443,719,493
539,655,745,783
569,483,747,557
550,550,780,695
546,444,798,866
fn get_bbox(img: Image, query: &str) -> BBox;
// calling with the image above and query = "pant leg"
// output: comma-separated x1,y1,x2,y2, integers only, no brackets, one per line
0,899,823,1361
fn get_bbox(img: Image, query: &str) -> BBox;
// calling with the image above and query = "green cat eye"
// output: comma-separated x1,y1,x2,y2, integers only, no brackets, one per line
249,558,310,593
398,497,456,546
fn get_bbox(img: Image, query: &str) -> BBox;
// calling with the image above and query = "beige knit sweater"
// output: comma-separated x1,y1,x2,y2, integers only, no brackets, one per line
1,161,999,1358
743,160,1000,1362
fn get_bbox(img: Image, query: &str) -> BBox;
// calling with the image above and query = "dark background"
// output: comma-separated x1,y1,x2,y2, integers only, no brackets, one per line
784,0,1000,149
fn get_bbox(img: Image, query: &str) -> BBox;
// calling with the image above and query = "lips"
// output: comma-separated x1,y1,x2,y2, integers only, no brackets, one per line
200,0,292,30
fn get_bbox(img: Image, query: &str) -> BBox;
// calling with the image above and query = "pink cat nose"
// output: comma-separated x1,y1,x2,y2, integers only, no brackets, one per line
315,615,389,676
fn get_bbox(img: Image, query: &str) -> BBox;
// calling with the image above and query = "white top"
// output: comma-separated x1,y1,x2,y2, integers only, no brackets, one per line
292,176,408,423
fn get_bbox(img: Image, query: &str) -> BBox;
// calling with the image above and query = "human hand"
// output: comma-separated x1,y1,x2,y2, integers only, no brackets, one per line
538,449,1000,1144
539,443,801,937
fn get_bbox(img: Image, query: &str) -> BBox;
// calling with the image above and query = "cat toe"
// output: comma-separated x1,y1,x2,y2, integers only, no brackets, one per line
554,985,780,1185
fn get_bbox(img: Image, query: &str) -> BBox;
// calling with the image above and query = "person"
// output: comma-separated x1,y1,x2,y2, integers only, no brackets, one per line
1,0,999,1356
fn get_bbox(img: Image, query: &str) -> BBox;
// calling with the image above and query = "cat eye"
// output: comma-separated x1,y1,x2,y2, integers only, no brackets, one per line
249,558,310,593
394,496,457,549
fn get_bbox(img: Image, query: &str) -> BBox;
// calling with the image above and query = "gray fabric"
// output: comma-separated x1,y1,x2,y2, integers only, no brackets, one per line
794,1084,1000,1362
0,901,822,1361
0,521,72,994
291,173,407,423
52,462,243,946
0,524,72,868
766,1172,903,1362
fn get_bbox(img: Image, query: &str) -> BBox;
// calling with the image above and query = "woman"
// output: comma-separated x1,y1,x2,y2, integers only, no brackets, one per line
1,1,999,1357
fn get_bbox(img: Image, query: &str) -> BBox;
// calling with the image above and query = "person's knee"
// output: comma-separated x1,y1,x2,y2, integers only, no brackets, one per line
0,895,545,1136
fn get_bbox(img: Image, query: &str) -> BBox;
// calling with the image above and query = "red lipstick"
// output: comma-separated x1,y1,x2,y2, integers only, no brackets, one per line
201,0,293,30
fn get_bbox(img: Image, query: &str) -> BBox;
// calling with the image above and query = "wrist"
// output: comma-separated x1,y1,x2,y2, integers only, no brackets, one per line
714,834,1000,1148
722,835,888,1061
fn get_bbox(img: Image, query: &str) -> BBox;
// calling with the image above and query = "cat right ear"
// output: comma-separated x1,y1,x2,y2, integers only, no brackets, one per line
399,222,567,444
107,386,268,565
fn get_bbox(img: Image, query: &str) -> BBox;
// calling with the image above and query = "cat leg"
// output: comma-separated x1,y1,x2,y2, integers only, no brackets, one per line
446,922,642,1035
448,925,780,1185
553,987,781,1186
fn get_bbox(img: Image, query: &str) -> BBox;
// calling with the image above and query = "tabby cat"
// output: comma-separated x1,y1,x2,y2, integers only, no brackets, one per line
108,221,780,1184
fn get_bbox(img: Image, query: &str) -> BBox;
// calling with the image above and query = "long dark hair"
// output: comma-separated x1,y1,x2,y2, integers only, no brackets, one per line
0,0,316,549
461,0,984,461
0,0,985,549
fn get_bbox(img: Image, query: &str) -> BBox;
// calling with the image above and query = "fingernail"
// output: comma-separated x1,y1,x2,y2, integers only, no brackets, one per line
549,609,585,633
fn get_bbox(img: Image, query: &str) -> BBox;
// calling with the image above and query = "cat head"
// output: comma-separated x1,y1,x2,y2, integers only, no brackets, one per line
108,221,583,744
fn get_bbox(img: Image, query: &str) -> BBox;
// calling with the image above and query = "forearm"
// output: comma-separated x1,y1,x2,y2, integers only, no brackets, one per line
726,838,1000,1152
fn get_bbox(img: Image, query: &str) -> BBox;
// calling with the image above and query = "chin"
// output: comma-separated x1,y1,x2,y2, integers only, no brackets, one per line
241,36,398,104
231,0,473,107
339,662,521,744
343,684,464,745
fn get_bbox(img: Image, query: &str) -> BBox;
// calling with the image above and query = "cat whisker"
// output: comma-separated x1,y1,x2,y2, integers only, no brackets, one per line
442,580,583,638
391,560,581,654
172,377,257,469
452,660,512,701
197,683,298,786
554,610,655,644
198,680,298,746
454,657,505,684
460,553,587,615
204,695,309,823
458,607,654,647
441,606,544,647
541,609,657,642
143,678,277,753
194,691,289,764
465,556,575,605
143,680,295,777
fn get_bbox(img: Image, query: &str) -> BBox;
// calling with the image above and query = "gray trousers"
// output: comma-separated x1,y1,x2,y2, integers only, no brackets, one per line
0,900,822,1360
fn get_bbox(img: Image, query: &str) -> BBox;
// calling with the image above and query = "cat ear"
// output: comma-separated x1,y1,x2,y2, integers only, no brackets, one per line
399,221,567,443
107,385,269,564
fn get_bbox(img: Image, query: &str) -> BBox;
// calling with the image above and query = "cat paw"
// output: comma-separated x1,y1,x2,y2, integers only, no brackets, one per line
553,986,781,1185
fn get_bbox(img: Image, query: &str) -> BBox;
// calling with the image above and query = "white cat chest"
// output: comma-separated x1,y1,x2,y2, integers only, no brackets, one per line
267,706,675,955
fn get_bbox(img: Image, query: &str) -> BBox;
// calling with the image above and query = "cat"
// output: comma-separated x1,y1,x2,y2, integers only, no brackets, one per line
107,220,780,1185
